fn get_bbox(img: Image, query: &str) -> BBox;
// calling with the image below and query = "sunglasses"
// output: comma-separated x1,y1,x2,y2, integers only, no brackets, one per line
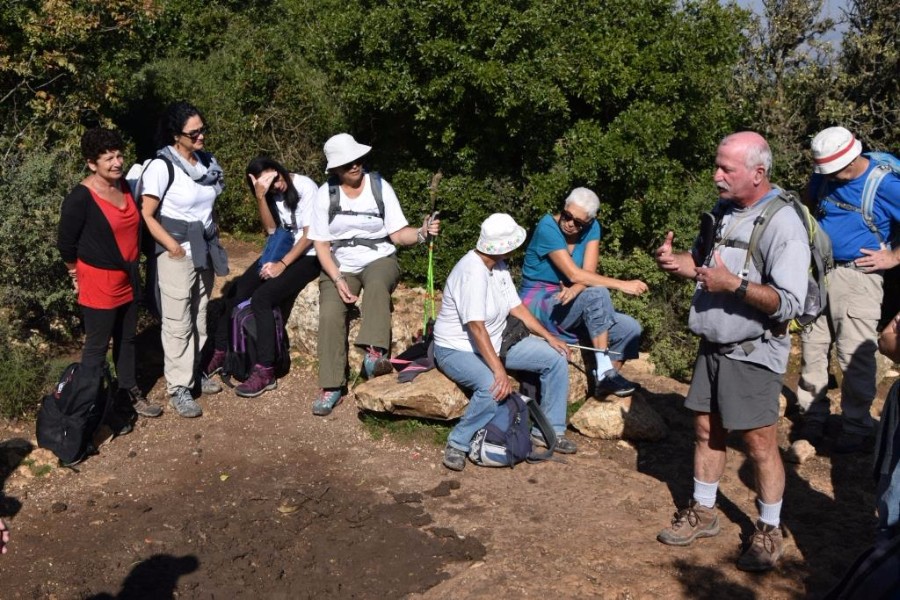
560,209,593,230
180,126,208,141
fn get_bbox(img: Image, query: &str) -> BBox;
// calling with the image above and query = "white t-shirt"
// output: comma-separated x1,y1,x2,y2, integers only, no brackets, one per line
142,150,219,257
308,173,409,273
433,250,522,353
272,174,319,256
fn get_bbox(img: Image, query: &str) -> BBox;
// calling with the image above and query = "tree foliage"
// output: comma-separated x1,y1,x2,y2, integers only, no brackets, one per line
2,0,897,382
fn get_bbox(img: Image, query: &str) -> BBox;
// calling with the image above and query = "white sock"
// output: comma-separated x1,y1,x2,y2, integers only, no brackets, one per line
594,351,614,378
692,477,719,509
758,498,782,527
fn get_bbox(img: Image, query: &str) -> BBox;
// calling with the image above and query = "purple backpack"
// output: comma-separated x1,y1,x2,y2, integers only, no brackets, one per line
222,300,290,385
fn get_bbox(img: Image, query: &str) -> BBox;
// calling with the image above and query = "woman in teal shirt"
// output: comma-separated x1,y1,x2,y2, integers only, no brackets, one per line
520,187,648,396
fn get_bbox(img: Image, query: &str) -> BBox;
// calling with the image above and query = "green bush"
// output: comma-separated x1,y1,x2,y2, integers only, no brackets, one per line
0,320,56,419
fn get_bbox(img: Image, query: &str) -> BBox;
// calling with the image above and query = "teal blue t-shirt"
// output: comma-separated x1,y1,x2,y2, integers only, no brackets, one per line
521,214,601,284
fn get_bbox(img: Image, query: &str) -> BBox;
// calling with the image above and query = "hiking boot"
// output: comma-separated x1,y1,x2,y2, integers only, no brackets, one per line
657,500,720,546
312,389,343,416
531,433,578,454
363,346,393,379
169,386,202,418
736,521,784,572
442,445,467,471
596,369,637,398
833,430,874,454
204,349,227,376
201,373,222,395
126,386,163,418
794,418,825,446
235,364,276,398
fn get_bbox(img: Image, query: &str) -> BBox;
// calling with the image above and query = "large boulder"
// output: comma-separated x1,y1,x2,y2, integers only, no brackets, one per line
353,369,469,420
569,393,668,441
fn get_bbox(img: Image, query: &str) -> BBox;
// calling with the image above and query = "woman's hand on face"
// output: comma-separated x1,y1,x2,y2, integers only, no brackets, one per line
619,279,649,296
249,171,278,199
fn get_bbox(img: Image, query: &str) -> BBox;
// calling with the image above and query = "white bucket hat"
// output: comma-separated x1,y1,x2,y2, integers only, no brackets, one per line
811,126,862,175
476,213,527,255
324,133,372,170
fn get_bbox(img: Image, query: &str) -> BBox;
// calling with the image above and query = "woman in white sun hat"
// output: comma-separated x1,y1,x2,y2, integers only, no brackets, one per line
433,213,577,471
308,133,440,416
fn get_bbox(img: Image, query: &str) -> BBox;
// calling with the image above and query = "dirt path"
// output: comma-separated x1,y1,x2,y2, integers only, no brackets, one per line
0,241,886,599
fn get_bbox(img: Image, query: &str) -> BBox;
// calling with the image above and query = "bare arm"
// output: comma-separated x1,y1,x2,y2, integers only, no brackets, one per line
509,304,570,358
548,240,648,296
260,226,315,279
655,231,699,280
141,195,185,258
314,240,358,303
465,320,511,401
249,172,278,233
388,215,441,246
695,250,782,315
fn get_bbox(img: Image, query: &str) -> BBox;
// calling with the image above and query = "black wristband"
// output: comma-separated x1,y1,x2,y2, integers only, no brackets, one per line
734,277,749,299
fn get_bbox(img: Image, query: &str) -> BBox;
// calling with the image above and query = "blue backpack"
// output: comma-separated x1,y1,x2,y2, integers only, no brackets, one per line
467,392,557,468
818,151,900,247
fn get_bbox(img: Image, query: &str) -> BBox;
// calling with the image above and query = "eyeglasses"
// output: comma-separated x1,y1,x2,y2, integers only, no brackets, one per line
560,209,593,230
180,126,208,141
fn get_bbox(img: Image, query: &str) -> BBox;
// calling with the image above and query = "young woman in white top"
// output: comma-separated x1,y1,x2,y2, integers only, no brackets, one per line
205,156,320,398
307,133,440,416
141,101,228,419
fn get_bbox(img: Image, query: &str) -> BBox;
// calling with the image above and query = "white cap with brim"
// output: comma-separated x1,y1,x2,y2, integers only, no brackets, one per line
812,126,863,175
324,133,372,171
476,213,527,255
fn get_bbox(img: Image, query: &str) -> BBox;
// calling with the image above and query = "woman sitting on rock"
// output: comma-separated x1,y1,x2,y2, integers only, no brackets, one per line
519,187,648,398
433,213,576,472
204,157,320,398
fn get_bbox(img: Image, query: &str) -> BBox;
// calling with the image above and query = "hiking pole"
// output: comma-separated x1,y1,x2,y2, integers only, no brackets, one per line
424,171,442,333
566,343,623,355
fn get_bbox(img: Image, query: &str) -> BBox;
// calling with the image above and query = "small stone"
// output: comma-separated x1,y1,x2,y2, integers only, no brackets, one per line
786,440,816,464
51,502,67,513
128,451,137,458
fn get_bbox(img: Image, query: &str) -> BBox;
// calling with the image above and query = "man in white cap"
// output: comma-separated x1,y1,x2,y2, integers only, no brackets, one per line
654,132,810,571
795,127,900,453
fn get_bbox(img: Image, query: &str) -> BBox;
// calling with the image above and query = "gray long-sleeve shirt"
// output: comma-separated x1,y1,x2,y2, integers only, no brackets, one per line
688,188,810,373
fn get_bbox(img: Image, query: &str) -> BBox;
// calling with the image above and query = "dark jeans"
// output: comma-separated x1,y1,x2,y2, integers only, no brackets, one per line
214,255,320,366
81,301,138,389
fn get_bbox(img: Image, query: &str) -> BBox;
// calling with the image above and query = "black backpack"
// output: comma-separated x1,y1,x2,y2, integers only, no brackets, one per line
221,299,290,386
36,362,116,466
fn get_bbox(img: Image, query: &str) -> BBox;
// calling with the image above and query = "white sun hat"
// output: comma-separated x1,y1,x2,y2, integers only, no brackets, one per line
811,126,863,175
324,133,372,170
476,213,527,255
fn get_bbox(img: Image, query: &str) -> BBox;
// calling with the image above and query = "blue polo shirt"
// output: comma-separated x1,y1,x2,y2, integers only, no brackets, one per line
521,214,601,284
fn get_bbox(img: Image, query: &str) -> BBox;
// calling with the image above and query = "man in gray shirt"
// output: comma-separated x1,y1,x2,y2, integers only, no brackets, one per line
654,132,810,571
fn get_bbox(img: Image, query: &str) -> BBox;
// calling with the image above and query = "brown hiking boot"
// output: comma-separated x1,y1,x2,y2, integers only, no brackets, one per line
126,386,162,418
736,521,784,572
657,500,720,546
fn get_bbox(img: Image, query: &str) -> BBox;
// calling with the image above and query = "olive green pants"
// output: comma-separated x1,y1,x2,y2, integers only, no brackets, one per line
317,254,400,388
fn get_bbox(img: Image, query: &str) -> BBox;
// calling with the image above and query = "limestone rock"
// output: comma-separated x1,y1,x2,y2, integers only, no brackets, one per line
786,440,817,464
354,369,469,420
570,393,668,441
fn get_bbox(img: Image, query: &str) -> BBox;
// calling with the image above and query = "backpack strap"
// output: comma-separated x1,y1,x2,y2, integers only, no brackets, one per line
523,395,558,463
328,171,385,224
739,191,793,279
861,164,892,247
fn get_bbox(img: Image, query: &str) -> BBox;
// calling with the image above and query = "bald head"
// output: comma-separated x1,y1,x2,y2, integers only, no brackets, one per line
714,132,773,206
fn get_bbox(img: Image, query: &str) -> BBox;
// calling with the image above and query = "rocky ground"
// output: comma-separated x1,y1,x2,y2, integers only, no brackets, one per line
0,240,889,599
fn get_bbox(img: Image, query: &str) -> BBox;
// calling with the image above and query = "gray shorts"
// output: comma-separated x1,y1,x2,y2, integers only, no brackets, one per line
684,340,783,430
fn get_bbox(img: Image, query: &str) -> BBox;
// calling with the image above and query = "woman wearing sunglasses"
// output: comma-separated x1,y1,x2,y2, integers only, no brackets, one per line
141,101,228,418
307,133,440,416
519,187,648,397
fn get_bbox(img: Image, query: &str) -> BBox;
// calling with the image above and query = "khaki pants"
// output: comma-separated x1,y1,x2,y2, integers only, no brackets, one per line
157,253,214,394
317,254,400,388
797,266,883,435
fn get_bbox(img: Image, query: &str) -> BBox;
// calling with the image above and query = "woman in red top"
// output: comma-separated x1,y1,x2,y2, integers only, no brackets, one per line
57,128,162,419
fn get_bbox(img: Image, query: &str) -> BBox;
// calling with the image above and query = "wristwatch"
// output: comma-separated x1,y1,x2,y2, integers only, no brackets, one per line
734,277,750,299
